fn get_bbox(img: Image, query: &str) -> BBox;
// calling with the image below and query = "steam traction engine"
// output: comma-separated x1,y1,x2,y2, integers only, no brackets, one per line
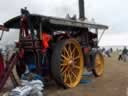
0,0,108,90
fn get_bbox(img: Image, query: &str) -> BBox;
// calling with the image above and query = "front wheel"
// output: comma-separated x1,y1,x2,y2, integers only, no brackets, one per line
92,52,104,77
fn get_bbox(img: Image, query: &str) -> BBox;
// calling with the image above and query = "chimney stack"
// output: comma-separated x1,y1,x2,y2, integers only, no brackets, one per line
79,0,85,20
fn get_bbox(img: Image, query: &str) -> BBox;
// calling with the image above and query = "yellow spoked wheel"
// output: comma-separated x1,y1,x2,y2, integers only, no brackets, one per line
51,39,84,88
92,52,104,77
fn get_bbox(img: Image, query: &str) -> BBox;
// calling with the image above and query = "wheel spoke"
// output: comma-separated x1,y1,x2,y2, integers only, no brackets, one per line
68,71,72,84
71,71,77,79
68,44,72,56
74,60,79,65
60,66,65,72
74,55,80,61
73,65,80,69
61,63,68,72
61,54,68,61
64,46,70,57
64,72,68,82
61,63,68,66
62,66,69,73
72,47,76,57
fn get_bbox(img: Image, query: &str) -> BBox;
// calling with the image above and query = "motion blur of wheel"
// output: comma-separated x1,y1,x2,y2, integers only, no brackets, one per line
51,39,84,88
92,52,104,77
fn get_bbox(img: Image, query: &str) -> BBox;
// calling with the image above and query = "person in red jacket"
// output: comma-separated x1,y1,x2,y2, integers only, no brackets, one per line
41,32,52,51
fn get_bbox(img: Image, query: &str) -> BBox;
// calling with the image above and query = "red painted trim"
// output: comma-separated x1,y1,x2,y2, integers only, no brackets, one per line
0,54,4,79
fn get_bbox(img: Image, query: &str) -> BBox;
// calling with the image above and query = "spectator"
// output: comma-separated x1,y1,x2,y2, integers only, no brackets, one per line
118,50,123,61
122,46,128,62
105,50,111,57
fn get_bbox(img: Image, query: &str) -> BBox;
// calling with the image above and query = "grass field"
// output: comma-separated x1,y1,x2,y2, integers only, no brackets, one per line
1,52,128,96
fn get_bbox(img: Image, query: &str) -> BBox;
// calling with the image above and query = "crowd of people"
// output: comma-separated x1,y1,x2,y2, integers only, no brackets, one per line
101,48,113,57
100,46,128,62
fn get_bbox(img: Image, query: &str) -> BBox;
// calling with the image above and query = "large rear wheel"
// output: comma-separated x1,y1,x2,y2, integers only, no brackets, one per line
51,39,84,88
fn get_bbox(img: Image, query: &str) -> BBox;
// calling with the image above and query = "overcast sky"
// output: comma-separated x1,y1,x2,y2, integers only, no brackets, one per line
0,0,128,46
